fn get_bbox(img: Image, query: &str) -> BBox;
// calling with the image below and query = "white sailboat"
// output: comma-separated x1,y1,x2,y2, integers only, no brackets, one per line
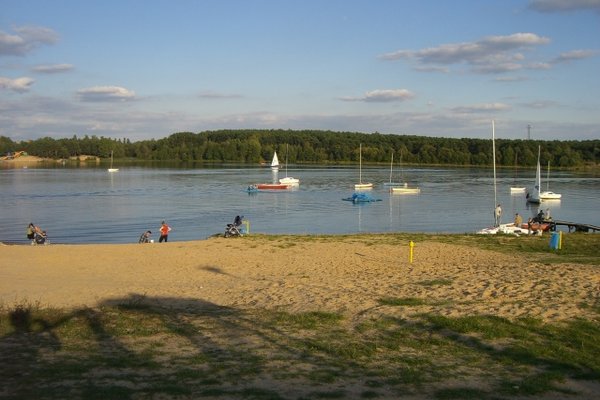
279,144,299,185
510,153,526,193
383,151,402,187
539,160,561,200
107,150,119,172
478,121,527,235
270,151,280,169
354,143,373,190
390,150,420,194
526,146,542,204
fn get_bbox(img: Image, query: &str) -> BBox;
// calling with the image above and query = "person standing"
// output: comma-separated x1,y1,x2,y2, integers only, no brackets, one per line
159,221,171,243
494,204,502,227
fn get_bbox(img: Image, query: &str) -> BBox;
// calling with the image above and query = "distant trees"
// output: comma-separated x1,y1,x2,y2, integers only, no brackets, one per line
1,129,599,168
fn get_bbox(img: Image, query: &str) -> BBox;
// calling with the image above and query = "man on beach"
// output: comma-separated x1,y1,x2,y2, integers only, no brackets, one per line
494,204,502,227
159,221,171,243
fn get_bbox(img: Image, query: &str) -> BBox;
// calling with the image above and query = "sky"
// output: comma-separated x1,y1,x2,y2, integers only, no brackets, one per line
1,0,599,142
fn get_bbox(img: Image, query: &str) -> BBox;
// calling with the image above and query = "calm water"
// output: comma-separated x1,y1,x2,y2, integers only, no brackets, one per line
1,164,599,244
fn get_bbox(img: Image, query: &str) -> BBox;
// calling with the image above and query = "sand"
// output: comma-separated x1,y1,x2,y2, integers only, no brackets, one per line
1,236,598,322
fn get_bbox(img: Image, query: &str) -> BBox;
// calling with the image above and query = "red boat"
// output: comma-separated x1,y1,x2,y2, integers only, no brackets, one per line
521,222,551,232
256,183,291,190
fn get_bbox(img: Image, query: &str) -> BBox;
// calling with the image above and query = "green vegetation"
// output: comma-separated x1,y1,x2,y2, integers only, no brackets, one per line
2,129,599,168
1,301,598,399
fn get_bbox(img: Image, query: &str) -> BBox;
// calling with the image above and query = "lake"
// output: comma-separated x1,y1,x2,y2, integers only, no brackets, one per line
1,163,599,244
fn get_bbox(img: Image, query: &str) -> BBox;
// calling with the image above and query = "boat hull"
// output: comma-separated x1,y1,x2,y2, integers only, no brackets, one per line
540,191,562,200
391,187,420,194
256,183,290,190
354,183,373,190
279,177,299,185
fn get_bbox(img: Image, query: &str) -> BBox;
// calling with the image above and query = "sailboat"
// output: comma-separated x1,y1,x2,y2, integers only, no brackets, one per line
539,160,561,200
270,151,280,169
526,146,542,204
107,150,119,172
279,144,299,185
390,150,420,194
383,151,402,187
354,143,373,190
510,153,526,193
478,121,527,235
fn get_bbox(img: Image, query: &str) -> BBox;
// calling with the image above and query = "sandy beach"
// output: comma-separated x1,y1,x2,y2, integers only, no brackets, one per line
1,235,598,322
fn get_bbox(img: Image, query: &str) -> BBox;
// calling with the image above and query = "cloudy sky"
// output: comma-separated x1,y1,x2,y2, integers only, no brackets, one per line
1,0,599,141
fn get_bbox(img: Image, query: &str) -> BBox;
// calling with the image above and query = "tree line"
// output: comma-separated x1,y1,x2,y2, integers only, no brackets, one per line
1,129,599,168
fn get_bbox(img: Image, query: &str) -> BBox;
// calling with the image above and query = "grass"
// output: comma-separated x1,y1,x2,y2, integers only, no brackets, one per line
1,300,598,399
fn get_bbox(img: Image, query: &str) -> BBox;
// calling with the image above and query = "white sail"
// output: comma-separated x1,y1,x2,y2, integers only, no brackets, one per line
271,151,280,169
527,146,541,203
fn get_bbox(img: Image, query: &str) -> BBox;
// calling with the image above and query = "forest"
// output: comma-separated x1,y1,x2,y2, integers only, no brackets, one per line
1,129,599,168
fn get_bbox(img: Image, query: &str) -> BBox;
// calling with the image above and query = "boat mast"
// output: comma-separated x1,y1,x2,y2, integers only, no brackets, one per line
389,151,393,183
546,161,550,191
359,143,362,184
492,121,497,213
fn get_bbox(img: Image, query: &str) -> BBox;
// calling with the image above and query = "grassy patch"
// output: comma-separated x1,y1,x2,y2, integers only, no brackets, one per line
1,298,598,399
378,297,428,306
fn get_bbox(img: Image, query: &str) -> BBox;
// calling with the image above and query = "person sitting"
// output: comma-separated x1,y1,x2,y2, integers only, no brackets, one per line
534,209,545,223
139,230,152,243
514,213,522,227
234,215,243,227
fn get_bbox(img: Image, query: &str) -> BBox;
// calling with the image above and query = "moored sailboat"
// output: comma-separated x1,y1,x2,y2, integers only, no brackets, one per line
354,143,373,190
107,150,119,173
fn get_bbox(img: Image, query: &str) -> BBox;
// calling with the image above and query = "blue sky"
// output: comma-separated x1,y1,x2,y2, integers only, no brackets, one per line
1,0,599,141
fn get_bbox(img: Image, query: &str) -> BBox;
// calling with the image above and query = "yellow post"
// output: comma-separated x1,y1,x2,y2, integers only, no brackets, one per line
558,231,562,250
409,241,414,263
243,220,250,234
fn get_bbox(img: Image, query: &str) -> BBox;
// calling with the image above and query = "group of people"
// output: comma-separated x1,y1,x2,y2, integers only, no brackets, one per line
26,223,48,245
139,221,171,244
494,203,552,229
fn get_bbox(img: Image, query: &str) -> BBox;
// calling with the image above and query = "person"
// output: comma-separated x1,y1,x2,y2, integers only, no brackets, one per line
234,215,243,226
494,204,502,227
545,208,552,220
527,217,533,235
514,213,522,227
534,209,545,223
26,223,35,240
159,221,171,243
139,230,152,244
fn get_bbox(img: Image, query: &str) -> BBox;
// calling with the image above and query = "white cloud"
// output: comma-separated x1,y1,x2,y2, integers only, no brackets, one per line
339,89,415,102
32,63,74,73
551,49,598,63
379,33,550,74
529,0,600,13
0,25,59,56
77,86,136,102
0,76,34,93
451,103,511,113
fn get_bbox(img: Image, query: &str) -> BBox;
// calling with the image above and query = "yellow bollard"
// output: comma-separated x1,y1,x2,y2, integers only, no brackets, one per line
559,231,562,250
409,241,414,263
243,220,250,235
